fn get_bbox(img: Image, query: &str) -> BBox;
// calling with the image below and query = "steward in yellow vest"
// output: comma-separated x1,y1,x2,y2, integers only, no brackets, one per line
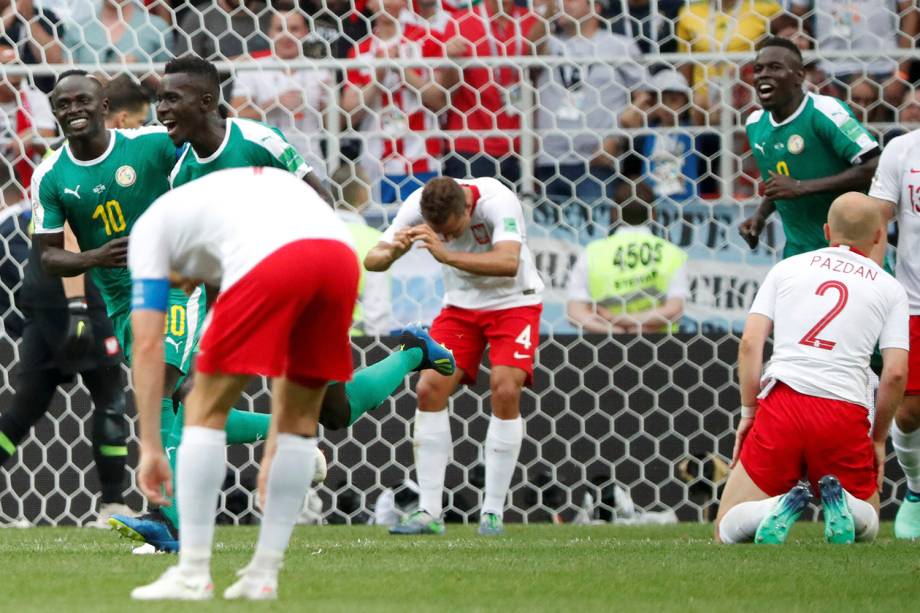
566,198,688,333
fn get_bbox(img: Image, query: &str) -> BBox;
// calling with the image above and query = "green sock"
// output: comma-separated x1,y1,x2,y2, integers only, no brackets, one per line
345,348,422,426
160,397,175,444
158,402,184,529
225,408,270,445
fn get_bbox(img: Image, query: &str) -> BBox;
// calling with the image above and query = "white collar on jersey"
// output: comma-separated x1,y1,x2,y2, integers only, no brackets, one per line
768,91,810,128
193,120,233,164
65,130,116,167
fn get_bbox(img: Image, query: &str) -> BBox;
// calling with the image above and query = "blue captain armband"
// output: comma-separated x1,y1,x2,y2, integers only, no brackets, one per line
132,278,170,312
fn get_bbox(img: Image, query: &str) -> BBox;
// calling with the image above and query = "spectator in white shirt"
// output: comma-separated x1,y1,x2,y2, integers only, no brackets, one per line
231,5,334,180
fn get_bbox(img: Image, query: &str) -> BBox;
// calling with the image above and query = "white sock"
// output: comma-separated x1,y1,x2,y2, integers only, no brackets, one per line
892,420,920,493
414,409,451,517
252,434,317,575
482,415,523,517
844,490,879,542
177,426,227,576
718,496,781,544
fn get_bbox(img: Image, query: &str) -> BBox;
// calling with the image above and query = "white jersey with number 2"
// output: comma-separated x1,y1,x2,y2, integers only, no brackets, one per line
749,245,908,408
868,128,920,314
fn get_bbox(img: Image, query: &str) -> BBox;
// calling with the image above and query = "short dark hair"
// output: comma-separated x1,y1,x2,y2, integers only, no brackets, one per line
54,69,103,92
104,74,151,114
755,36,804,65
164,55,220,98
419,177,467,226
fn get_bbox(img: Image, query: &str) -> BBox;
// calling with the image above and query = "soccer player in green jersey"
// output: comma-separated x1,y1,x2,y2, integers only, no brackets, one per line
157,55,331,203
739,37,881,260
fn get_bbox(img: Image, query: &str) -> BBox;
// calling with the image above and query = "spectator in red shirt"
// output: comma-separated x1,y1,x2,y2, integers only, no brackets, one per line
340,0,448,203
441,0,539,188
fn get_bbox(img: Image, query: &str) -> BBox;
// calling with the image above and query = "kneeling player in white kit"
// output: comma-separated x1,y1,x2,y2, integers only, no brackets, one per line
716,193,909,545
869,132,920,538
128,167,359,600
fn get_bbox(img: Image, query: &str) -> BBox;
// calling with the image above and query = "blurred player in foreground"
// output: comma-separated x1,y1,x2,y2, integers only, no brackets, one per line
868,129,920,538
129,167,361,600
716,193,908,545
366,176,544,536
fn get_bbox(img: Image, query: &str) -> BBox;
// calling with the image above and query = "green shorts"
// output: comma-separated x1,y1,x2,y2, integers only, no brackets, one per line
113,286,206,374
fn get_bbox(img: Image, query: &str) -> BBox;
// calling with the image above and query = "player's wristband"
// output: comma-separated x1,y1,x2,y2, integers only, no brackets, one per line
741,405,756,419
132,278,169,312
67,298,88,312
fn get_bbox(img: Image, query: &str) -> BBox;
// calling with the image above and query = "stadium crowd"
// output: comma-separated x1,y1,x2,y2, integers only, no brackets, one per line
0,0,917,335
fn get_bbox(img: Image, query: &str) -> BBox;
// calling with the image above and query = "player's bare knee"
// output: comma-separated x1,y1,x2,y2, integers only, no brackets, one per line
416,375,451,412
489,378,521,418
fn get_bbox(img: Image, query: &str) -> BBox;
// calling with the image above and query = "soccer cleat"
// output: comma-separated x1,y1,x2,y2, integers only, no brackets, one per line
398,324,456,376
87,502,135,529
819,475,855,544
223,567,278,601
478,512,505,536
754,484,812,544
894,495,920,540
109,510,179,553
312,446,327,485
389,510,446,535
130,565,213,601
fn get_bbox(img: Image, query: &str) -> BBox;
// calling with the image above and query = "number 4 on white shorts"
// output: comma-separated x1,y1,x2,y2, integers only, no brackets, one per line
513,325,532,360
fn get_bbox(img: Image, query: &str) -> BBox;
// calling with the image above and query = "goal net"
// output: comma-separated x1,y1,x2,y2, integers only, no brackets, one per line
0,0,913,525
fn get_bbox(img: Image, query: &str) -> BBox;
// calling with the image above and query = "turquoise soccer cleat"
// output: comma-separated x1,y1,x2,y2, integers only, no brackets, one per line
754,484,812,544
109,511,179,553
398,324,456,376
894,493,920,540
389,510,446,535
819,475,855,544
477,512,505,537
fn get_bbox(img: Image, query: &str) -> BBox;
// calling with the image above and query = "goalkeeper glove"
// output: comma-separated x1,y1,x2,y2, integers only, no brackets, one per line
63,298,94,358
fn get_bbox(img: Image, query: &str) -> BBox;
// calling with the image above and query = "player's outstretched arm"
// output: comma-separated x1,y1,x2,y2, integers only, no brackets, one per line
38,232,129,277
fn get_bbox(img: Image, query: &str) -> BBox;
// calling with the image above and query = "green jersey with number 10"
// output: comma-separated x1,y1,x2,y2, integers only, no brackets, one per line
31,126,177,318
745,92,878,258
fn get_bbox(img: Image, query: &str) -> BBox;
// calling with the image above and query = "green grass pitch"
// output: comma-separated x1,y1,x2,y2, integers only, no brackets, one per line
2,523,917,612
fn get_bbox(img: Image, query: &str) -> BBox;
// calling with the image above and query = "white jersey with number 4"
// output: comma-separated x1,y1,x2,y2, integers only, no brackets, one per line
869,129,920,314
381,177,544,311
749,246,908,407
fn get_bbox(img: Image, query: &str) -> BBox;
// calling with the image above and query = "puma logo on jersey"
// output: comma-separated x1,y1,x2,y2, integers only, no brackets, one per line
165,337,182,350
64,185,81,199
753,143,765,155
